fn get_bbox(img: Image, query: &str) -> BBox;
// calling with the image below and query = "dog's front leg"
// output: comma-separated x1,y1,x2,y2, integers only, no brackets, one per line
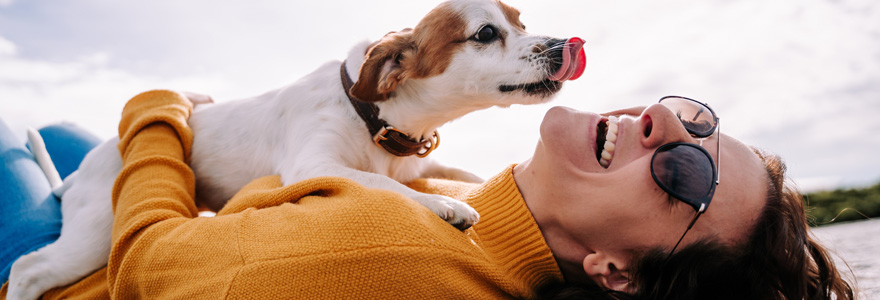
419,159,484,183
281,164,479,230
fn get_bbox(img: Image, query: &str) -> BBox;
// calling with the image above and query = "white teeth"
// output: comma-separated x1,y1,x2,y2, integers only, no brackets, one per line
603,141,615,152
605,132,617,142
599,116,619,168
601,149,613,160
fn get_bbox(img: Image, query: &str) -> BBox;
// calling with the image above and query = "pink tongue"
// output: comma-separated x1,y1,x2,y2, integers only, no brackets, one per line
549,37,586,82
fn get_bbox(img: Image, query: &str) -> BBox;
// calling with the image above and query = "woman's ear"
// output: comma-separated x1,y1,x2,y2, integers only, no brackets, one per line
350,31,415,102
582,253,631,292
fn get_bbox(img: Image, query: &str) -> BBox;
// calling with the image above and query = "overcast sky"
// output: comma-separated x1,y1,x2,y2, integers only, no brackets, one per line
1,0,878,192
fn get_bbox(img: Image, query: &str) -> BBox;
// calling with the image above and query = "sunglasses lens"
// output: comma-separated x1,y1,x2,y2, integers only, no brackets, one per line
660,97,717,137
652,144,715,209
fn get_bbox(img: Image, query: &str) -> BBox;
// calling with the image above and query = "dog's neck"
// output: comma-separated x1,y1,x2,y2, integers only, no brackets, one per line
344,42,489,142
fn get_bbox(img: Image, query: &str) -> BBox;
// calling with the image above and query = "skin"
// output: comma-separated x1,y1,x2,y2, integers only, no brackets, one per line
513,103,769,291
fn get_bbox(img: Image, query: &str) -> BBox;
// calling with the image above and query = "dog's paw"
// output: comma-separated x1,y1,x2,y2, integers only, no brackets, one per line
8,251,52,300
413,194,480,230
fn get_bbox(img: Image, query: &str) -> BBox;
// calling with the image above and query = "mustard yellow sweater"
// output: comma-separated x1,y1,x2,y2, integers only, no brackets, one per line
1,90,563,299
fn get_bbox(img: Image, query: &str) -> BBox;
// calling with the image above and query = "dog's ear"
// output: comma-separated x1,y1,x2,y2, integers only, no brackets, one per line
350,31,415,102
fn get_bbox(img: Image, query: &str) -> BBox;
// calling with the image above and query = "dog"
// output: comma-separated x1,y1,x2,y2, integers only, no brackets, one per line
7,0,585,298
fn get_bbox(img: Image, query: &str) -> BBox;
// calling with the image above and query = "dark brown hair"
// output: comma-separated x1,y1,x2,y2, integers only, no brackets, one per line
538,148,855,300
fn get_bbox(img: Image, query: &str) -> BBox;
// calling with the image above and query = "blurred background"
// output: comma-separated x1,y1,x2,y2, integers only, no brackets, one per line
1,0,878,296
2,0,878,192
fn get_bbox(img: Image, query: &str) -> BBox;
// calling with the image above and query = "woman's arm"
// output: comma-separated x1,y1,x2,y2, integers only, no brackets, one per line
112,90,197,222
107,90,243,298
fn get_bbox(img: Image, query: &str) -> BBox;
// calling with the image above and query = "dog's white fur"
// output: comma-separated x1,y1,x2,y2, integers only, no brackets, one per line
8,0,581,298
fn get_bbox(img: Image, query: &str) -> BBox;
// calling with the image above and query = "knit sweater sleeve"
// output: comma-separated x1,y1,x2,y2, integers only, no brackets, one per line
108,90,243,298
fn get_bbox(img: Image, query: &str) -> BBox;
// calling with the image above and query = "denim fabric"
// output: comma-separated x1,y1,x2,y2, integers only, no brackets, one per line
0,119,99,282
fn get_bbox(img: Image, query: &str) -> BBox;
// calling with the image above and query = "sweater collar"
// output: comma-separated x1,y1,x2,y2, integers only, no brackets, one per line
465,164,564,295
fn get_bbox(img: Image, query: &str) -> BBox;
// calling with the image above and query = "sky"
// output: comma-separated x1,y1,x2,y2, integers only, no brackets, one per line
1,0,878,192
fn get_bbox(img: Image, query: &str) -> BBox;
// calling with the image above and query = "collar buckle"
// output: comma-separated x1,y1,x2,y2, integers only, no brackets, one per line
373,126,402,146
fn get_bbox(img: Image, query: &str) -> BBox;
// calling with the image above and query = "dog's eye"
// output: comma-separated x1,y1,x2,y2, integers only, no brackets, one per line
473,25,497,42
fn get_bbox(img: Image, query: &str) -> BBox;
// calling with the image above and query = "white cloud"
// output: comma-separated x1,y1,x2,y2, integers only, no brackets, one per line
0,0,13,7
0,36,231,144
0,36,15,56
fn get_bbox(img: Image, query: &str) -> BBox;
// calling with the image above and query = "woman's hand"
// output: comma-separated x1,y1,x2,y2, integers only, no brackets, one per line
181,91,214,108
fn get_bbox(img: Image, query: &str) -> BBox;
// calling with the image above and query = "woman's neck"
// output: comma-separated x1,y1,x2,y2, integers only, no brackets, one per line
513,161,593,284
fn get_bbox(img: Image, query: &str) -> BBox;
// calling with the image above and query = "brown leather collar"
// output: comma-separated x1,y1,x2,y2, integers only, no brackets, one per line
340,61,439,157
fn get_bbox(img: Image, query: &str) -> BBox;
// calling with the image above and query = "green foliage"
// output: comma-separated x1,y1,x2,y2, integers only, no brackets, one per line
804,182,880,227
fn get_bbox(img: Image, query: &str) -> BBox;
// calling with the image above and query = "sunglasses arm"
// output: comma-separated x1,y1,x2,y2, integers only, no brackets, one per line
688,204,706,230
716,119,721,185
667,203,706,259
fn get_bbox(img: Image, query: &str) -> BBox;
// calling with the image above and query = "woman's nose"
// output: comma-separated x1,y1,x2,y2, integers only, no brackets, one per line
638,103,692,149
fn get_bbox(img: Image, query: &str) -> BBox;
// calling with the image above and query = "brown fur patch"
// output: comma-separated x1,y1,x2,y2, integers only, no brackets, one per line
406,2,468,78
497,0,526,32
350,2,468,102
350,31,416,102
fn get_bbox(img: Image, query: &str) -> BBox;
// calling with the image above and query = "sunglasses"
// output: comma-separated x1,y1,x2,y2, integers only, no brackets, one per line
651,96,720,257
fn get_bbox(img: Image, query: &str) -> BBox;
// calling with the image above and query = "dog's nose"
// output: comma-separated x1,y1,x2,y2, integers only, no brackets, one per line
546,38,567,75
545,38,567,52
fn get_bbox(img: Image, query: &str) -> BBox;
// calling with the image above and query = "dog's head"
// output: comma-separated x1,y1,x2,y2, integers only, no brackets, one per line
350,0,585,107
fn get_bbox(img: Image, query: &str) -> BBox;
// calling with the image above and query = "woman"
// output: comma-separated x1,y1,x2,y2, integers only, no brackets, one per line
519,102,853,299
533,106,854,299
0,90,853,299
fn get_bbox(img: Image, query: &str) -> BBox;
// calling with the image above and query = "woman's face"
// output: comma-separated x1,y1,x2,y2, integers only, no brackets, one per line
514,104,768,290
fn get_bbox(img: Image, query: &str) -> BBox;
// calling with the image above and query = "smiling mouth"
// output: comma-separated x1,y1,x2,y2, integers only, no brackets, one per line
498,79,562,97
596,116,619,168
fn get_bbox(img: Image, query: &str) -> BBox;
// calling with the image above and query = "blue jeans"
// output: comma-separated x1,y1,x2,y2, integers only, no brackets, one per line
0,119,100,282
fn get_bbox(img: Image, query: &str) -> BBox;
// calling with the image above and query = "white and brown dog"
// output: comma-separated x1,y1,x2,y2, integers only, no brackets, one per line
8,0,585,298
